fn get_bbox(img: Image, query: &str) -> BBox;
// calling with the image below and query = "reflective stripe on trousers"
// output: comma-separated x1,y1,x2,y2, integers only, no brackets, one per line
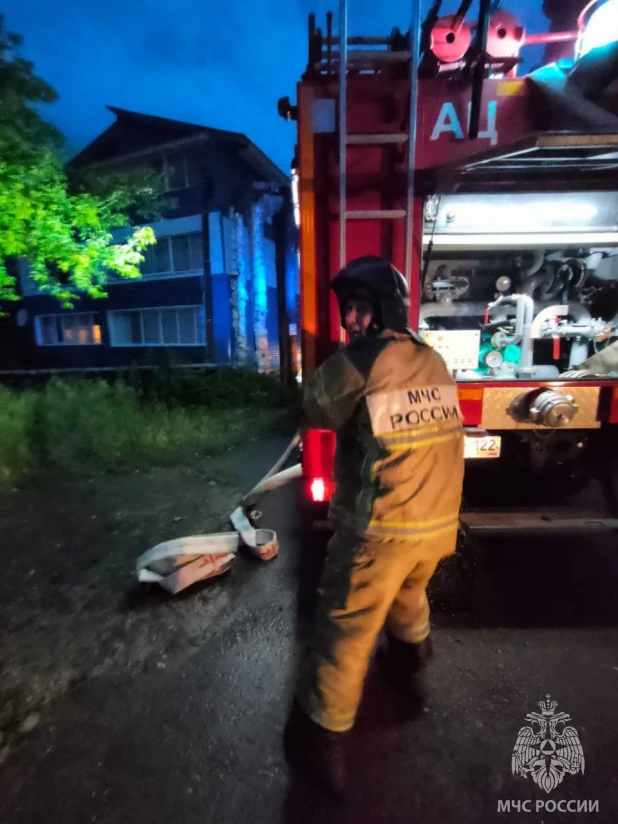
367,512,460,540
296,528,457,733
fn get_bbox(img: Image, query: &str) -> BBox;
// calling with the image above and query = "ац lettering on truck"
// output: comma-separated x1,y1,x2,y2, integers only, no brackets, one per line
279,0,618,512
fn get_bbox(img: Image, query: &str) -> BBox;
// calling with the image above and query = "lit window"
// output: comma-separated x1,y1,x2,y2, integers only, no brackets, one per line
108,307,203,346
35,313,102,346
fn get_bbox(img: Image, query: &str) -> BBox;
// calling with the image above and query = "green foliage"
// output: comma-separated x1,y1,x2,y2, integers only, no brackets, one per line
0,17,163,307
0,377,294,486
0,154,157,304
131,365,301,412
0,24,62,162
69,165,167,225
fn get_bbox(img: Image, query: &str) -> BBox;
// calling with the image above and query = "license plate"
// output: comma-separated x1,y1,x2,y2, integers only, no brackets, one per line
464,435,501,459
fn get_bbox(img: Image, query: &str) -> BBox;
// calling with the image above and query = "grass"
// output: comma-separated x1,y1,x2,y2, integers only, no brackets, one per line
129,365,300,411
0,371,299,487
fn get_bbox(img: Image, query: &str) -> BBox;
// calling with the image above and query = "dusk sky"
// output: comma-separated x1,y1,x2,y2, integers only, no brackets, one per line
5,0,548,172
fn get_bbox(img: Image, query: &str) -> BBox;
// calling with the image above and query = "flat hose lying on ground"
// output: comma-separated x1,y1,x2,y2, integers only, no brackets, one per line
136,431,302,594
241,431,302,508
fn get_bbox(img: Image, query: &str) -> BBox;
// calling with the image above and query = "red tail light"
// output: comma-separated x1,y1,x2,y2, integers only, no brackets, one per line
310,478,327,502
302,429,336,503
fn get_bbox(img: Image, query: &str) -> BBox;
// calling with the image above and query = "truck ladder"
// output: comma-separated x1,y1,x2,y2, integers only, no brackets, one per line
336,0,423,297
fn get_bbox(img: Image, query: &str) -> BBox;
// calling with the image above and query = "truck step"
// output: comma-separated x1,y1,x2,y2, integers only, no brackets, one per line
346,133,408,145
461,511,618,533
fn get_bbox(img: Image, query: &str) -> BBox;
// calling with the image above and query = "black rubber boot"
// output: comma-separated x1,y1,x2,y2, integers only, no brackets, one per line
283,699,347,798
379,633,434,707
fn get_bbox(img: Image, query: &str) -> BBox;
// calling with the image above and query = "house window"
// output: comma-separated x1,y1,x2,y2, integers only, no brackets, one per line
108,306,203,347
164,152,201,191
35,313,102,346
139,233,203,278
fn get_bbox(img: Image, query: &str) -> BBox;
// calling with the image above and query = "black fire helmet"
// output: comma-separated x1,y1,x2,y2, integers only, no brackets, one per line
331,256,411,334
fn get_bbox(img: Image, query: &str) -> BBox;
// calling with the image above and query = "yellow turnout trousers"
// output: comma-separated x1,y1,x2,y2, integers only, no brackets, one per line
297,528,456,733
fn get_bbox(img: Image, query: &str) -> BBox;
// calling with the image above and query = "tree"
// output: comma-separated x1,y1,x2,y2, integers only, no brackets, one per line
0,17,162,307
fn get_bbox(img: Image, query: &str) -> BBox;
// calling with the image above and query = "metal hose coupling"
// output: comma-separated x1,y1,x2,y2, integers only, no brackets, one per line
508,389,579,428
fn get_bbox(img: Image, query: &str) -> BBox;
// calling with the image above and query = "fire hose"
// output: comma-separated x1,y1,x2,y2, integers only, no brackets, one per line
136,432,302,594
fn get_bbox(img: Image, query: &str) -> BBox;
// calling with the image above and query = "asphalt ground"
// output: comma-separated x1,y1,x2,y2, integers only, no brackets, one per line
1,437,616,823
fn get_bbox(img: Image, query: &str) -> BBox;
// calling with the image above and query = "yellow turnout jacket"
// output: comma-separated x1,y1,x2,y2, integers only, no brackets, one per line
303,329,464,541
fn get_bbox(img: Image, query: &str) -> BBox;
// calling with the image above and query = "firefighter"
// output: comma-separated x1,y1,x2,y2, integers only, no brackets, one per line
284,256,465,794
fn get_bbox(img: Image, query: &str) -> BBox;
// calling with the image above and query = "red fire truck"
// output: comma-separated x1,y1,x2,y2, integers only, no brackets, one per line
279,0,618,526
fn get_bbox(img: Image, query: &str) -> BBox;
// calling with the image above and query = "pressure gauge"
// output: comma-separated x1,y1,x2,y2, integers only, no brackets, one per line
484,349,504,369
